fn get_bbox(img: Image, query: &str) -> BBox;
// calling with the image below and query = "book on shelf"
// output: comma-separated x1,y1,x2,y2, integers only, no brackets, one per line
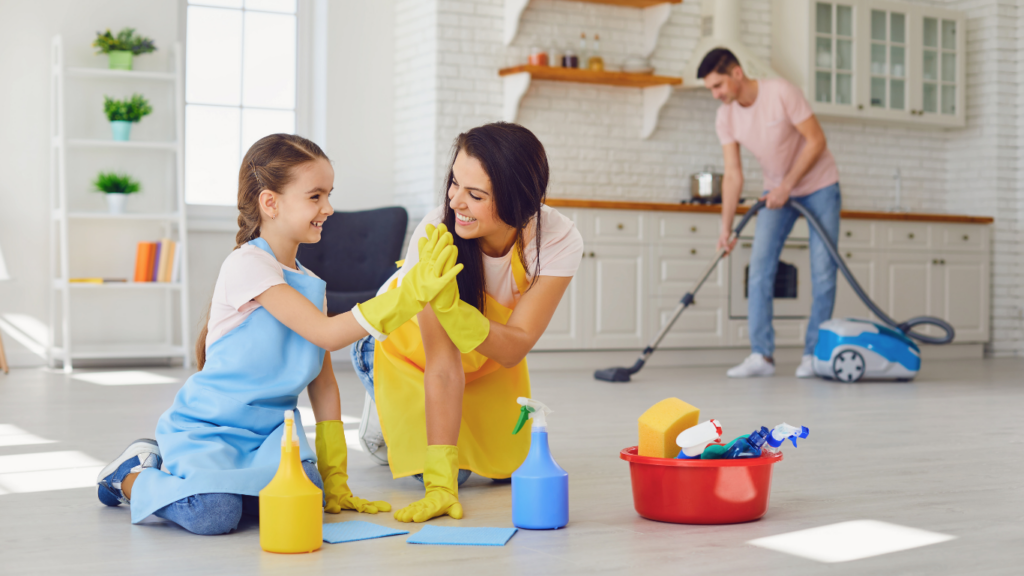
133,239,179,283
68,278,127,284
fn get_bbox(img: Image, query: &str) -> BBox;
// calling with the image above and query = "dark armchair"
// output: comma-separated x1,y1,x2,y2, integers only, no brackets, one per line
297,206,408,316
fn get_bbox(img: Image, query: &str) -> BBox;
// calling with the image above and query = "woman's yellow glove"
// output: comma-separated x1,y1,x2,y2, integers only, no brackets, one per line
394,445,464,523
315,420,391,514
354,223,462,337
429,269,491,354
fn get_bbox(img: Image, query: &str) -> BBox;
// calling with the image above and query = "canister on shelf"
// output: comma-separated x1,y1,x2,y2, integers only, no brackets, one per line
528,46,549,67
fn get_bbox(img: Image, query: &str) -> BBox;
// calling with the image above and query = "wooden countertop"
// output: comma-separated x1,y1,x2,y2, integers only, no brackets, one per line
544,198,995,224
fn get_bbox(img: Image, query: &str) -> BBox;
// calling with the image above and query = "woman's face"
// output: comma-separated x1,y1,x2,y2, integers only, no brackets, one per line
447,150,512,243
269,158,335,244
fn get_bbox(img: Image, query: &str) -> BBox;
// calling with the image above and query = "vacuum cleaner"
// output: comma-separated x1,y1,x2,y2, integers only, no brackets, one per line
594,199,955,383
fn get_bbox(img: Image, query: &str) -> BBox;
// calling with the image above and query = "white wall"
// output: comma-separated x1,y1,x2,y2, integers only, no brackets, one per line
392,0,1024,356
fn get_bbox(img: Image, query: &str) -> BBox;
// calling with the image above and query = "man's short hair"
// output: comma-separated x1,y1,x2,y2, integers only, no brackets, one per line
697,48,741,79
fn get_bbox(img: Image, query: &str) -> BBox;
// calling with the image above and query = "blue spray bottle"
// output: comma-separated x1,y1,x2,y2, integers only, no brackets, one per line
701,426,771,459
763,423,809,454
511,397,568,530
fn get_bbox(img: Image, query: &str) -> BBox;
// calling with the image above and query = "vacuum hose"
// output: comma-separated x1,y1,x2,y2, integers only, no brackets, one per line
593,199,954,383
785,201,955,345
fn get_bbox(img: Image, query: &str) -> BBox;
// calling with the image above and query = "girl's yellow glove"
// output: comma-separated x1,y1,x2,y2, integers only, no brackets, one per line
355,223,462,337
315,420,391,514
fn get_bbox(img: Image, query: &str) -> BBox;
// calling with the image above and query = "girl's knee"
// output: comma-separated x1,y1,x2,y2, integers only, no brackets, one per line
302,460,324,491
184,494,244,535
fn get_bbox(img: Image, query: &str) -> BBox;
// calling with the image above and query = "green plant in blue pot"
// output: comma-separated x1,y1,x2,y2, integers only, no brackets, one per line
93,28,157,70
104,94,152,141
93,171,141,214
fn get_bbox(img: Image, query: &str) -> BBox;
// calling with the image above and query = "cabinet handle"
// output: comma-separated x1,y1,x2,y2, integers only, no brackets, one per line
845,230,852,237
617,223,624,230
908,232,915,239
588,252,595,258
858,104,864,110
690,226,697,233
940,259,946,265
846,252,852,259
690,248,697,255
932,259,938,265
963,234,969,241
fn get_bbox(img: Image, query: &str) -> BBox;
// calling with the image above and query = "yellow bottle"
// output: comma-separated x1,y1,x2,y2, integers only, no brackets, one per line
259,410,323,553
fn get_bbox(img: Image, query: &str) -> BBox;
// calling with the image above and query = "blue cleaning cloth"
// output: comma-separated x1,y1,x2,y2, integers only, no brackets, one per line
407,525,518,547
322,521,409,544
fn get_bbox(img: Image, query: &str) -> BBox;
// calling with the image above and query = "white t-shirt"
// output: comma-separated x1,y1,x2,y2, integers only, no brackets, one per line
386,205,584,310
205,243,326,351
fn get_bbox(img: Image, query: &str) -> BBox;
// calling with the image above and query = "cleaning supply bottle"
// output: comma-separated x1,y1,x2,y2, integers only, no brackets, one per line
701,426,770,459
764,423,809,455
675,419,723,459
511,397,568,530
259,410,323,553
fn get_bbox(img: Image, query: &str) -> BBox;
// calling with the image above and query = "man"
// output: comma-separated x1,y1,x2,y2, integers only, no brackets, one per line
699,48,841,378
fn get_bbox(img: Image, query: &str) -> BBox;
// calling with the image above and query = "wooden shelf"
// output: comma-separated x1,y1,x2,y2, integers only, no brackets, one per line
499,65,681,88
500,66,680,138
575,0,681,7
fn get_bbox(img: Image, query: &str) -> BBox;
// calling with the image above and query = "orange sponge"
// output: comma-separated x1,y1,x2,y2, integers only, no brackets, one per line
638,398,700,458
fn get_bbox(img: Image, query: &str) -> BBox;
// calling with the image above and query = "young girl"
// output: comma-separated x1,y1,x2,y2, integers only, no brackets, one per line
353,122,584,523
95,133,462,535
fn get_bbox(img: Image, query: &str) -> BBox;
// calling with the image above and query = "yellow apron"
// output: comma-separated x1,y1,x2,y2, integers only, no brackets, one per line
373,251,532,479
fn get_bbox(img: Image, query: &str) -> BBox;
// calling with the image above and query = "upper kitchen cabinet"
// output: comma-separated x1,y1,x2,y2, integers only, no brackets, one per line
772,0,966,128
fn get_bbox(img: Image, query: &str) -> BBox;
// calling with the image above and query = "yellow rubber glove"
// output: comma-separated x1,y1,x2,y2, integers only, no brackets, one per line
430,269,491,354
394,445,464,523
315,420,391,514
355,224,462,336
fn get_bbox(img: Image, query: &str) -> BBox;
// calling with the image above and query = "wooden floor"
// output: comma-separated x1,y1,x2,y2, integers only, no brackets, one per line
0,357,1021,575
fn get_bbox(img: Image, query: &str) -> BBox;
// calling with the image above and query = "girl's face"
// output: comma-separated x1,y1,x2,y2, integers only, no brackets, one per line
447,150,512,243
264,158,335,244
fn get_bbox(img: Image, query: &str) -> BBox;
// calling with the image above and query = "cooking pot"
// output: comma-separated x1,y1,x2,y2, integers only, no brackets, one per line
690,165,723,203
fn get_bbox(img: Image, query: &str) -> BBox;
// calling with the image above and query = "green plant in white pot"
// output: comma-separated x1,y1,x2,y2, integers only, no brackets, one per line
104,94,152,141
92,28,156,71
93,171,140,214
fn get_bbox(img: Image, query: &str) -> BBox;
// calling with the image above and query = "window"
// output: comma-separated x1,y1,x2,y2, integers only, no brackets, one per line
184,0,297,206
814,3,854,106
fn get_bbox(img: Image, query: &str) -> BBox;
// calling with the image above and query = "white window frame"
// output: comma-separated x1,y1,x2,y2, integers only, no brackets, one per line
180,0,327,229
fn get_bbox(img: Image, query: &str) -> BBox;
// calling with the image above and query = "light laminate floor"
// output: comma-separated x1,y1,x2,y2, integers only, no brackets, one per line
0,357,1021,575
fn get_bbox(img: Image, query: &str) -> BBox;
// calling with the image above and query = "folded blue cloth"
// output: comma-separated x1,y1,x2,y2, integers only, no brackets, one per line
322,521,409,544
407,525,518,547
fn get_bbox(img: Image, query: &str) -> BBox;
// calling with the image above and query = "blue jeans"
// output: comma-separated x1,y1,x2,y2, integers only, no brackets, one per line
352,335,376,401
152,460,323,536
748,182,841,357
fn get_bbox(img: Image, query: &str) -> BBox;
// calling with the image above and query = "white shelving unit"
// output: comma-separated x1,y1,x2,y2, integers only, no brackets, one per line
48,35,190,371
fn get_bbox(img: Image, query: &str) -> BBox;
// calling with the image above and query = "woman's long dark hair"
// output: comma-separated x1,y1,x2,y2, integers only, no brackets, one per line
441,122,549,314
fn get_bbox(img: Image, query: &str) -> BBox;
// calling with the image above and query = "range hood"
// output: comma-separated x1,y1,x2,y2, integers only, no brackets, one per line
682,0,779,88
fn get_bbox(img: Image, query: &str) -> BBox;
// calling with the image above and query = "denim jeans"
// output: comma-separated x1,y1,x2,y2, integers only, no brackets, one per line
748,182,841,357
352,335,376,401
152,460,323,536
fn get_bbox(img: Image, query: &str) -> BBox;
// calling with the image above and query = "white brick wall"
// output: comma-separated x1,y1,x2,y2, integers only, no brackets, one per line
396,0,1024,355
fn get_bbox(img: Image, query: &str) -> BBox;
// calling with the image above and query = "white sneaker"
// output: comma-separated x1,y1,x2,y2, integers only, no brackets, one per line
726,353,776,378
358,393,389,466
795,355,816,378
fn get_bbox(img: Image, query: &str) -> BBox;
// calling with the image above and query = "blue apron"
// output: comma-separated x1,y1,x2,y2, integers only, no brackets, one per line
131,237,326,523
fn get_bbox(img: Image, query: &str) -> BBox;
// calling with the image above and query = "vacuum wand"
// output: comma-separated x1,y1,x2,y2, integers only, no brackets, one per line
593,199,955,383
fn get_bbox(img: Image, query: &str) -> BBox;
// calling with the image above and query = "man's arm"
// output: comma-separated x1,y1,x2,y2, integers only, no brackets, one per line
718,142,743,254
762,115,828,209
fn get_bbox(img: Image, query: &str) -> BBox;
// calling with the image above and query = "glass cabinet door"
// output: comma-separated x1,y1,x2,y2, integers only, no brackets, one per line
869,8,906,111
922,16,957,115
814,2,855,106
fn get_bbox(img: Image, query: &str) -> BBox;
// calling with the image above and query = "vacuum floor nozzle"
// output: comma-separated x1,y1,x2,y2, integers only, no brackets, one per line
593,367,633,382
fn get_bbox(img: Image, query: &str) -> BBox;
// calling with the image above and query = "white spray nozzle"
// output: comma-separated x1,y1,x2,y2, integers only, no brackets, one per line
675,419,723,458
282,410,300,446
765,422,809,452
513,397,553,433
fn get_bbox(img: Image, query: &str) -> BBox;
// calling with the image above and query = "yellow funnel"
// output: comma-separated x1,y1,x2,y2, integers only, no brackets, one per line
259,410,323,553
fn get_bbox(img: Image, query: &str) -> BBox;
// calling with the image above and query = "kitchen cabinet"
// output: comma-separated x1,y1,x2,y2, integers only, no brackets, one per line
535,201,991,352
772,0,966,127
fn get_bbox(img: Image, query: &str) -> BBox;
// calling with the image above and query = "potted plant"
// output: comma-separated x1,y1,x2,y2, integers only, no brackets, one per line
104,94,152,141
92,28,156,71
93,171,140,214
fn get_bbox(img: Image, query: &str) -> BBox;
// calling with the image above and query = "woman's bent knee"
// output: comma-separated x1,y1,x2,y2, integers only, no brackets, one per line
180,493,244,535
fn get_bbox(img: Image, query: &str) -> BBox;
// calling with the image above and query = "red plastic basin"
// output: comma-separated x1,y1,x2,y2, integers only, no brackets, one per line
620,446,782,525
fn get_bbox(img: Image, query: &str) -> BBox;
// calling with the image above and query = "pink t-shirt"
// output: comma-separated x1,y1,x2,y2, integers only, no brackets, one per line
716,77,839,197
385,205,584,310
205,243,326,351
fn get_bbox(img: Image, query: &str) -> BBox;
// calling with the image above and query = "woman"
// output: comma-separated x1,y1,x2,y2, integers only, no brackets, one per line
352,122,583,523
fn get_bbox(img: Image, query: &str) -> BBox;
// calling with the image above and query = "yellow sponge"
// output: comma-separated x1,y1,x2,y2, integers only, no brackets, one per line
638,398,700,458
